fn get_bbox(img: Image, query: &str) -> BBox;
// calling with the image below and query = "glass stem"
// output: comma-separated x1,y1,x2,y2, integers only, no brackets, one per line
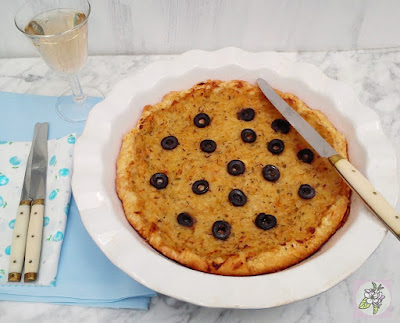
68,74,86,102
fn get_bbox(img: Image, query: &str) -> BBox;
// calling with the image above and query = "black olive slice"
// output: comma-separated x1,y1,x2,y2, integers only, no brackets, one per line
200,139,217,153
238,108,255,121
298,184,316,199
262,165,280,182
192,180,209,195
212,221,231,240
161,136,179,150
267,139,284,155
227,160,245,176
194,113,210,128
177,212,195,227
297,148,314,164
229,189,247,206
150,173,169,189
271,119,291,134
241,129,257,143
255,213,277,230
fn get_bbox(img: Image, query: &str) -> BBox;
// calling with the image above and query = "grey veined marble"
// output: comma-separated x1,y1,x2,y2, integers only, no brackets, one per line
0,49,399,323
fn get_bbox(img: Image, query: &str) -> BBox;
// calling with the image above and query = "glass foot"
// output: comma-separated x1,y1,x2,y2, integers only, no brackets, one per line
56,86,104,122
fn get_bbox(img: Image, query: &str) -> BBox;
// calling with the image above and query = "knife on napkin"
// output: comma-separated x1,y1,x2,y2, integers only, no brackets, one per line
257,78,400,241
8,122,48,282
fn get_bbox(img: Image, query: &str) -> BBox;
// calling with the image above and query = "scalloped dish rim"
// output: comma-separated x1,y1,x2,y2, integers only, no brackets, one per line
72,48,398,309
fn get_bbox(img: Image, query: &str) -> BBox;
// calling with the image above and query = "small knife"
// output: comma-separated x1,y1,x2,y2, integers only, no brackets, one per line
8,123,48,282
257,78,400,241
24,123,48,282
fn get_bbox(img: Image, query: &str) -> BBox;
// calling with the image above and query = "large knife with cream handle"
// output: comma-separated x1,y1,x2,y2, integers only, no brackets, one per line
8,122,48,282
257,78,400,241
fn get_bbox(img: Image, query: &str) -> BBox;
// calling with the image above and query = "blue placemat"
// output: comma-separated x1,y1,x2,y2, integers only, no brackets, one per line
0,91,156,309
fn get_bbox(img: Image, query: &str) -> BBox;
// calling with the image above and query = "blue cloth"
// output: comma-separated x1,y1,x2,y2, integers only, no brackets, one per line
0,91,156,309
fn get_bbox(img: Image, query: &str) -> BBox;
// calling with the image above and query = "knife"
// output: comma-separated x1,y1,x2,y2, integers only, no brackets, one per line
24,122,48,282
257,78,400,241
8,123,48,282
7,126,37,282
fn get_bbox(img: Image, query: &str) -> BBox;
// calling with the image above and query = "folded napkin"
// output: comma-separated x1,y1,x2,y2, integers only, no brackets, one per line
0,91,156,309
0,134,75,286
0,199,155,309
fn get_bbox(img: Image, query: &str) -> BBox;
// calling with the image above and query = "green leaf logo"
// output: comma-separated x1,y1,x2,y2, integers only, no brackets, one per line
359,297,371,309
357,281,388,316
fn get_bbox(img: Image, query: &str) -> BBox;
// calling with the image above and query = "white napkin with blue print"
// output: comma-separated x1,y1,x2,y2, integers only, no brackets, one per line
0,134,76,286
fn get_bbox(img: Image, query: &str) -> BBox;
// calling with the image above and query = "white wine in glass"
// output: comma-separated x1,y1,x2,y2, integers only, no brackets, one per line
15,0,103,122
25,9,88,75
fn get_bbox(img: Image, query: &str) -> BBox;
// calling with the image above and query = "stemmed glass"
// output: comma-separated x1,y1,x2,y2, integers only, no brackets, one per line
15,0,103,122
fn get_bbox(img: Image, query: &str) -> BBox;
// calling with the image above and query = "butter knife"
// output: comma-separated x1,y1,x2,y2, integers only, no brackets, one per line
24,123,48,282
8,123,48,282
257,78,400,240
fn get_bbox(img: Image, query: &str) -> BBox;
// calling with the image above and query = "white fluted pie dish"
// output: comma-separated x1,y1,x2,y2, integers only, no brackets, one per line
72,48,398,308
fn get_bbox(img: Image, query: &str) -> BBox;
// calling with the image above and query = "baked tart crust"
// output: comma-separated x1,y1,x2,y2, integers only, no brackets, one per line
116,80,350,276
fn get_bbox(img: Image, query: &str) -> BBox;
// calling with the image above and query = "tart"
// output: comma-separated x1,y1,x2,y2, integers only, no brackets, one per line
116,80,351,276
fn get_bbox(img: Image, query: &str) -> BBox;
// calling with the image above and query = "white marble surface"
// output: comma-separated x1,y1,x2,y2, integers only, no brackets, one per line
0,50,399,322
3,0,400,57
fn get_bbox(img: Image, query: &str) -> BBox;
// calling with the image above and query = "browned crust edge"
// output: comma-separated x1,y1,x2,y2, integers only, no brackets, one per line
116,80,351,276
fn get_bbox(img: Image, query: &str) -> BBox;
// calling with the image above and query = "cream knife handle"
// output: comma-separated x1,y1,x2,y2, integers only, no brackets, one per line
329,154,400,240
24,200,44,282
8,201,31,281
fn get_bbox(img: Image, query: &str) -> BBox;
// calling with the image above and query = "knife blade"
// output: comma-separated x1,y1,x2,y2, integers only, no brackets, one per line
24,122,48,282
257,78,400,241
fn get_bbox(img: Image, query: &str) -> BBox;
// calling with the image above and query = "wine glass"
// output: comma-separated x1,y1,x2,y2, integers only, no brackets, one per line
15,0,103,122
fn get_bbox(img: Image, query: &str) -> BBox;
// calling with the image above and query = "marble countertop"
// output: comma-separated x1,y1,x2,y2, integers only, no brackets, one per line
0,49,399,322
